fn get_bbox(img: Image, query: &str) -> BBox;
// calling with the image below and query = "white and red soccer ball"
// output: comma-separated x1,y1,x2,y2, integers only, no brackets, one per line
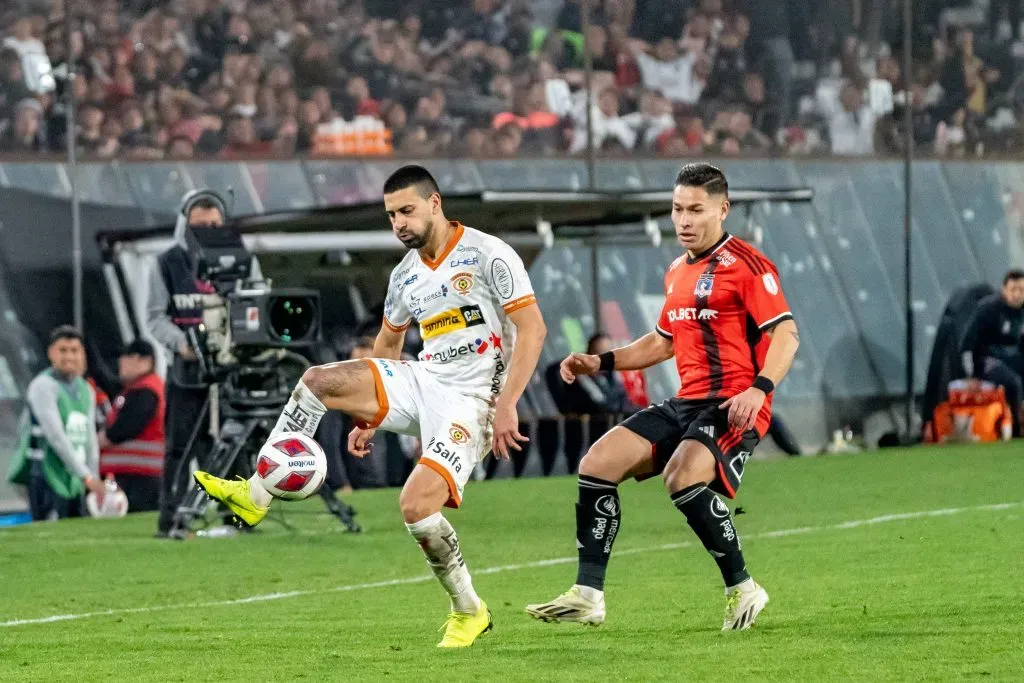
255,432,328,500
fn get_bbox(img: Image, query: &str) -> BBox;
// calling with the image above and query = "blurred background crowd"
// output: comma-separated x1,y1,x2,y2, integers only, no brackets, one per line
2,0,1024,160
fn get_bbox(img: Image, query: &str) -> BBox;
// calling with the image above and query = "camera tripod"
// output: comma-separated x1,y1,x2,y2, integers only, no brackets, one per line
168,374,361,536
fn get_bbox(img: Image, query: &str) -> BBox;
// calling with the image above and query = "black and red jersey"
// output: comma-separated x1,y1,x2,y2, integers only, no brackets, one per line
656,232,793,436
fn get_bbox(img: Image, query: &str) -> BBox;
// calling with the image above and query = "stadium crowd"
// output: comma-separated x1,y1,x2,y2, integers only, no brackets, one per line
1,0,1023,159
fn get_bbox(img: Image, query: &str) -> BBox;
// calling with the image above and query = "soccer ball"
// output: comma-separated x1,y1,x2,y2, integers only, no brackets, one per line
254,432,328,501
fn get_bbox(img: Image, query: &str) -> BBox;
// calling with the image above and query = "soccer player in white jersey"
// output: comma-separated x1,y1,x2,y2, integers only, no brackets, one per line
194,165,547,647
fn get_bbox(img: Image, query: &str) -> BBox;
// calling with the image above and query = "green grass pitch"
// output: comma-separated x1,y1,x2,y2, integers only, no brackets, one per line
2,443,1022,682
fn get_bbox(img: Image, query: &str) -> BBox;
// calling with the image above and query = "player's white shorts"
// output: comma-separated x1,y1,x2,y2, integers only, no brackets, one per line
361,358,493,508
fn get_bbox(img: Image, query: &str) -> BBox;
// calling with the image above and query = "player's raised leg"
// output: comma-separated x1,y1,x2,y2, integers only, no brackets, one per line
663,439,768,631
400,463,491,648
194,359,384,526
525,425,656,624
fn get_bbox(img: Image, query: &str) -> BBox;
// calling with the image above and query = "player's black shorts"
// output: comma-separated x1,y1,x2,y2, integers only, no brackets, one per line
621,398,760,498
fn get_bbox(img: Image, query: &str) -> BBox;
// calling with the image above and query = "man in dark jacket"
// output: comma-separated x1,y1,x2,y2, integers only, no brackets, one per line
961,269,1024,436
145,190,262,536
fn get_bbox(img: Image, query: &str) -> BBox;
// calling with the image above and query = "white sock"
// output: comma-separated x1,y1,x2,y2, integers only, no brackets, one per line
248,476,273,507
406,512,481,613
270,380,327,438
245,380,328,509
575,584,604,603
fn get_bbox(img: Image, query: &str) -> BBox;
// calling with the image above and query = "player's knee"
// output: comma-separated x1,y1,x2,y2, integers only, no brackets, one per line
300,365,330,399
662,446,714,493
578,443,621,482
399,488,433,524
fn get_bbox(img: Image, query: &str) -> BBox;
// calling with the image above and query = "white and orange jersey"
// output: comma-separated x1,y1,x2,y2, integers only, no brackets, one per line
382,222,536,402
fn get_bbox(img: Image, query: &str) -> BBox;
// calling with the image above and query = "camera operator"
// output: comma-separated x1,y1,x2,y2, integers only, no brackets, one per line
146,190,263,538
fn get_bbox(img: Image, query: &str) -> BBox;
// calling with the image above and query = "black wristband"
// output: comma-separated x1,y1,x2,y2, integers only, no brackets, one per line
752,375,775,394
598,351,616,372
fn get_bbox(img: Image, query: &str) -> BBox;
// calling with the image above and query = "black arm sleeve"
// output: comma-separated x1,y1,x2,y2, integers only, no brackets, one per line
105,389,159,444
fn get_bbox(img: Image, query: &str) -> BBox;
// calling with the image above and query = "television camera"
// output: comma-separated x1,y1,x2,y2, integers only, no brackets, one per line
168,191,359,535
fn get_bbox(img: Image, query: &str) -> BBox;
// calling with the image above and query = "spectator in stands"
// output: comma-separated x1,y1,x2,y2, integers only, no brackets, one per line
98,340,165,513
630,37,705,105
7,326,104,521
622,88,675,150
0,97,46,152
961,269,1024,437
570,86,636,153
824,81,877,155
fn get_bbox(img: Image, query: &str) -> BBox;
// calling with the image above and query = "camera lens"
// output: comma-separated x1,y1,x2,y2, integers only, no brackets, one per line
267,296,316,343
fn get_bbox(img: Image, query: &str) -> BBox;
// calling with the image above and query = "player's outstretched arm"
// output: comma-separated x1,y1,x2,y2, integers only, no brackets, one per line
561,331,673,384
492,303,547,459
372,323,406,361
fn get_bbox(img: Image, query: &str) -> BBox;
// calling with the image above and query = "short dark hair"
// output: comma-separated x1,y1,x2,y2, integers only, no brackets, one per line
383,164,440,199
48,325,83,347
675,162,729,197
188,197,224,214
1004,269,1024,285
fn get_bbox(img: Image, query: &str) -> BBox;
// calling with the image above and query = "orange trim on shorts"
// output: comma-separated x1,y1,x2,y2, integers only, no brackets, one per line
382,317,410,333
502,294,537,314
418,457,462,509
359,359,390,429
420,222,464,270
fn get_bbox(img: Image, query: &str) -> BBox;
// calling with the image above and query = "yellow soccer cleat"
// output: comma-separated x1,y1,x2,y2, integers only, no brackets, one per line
193,472,269,528
437,601,493,648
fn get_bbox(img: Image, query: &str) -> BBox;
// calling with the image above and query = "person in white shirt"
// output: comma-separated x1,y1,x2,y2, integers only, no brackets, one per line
195,165,547,649
570,86,637,153
632,38,706,105
824,81,877,156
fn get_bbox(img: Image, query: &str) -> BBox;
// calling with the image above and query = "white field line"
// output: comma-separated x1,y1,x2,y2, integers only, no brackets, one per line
1,501,1019,628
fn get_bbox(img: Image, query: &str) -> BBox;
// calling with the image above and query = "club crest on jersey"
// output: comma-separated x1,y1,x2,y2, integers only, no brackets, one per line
694,274,715,297
449,423,471,445
450,271,474,295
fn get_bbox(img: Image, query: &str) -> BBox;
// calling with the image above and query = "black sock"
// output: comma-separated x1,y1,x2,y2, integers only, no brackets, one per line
575,475,621,591
671,484,750,587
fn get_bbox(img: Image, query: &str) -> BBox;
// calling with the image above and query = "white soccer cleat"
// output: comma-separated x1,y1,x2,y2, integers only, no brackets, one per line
525,586,606,625
722,580,769,631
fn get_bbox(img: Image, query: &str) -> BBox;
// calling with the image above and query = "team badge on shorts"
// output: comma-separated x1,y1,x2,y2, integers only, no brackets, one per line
450,272,474,295
695,273,715,297
449,423,472,445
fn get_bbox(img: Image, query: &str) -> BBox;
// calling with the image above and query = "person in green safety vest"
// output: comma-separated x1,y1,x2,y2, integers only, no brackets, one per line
7,325,105,520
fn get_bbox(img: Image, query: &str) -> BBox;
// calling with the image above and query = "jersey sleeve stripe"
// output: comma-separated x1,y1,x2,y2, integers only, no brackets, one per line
730,241,767,275
382,317,411,333
502,294,537,314
656,325,672,339
757,311,794,331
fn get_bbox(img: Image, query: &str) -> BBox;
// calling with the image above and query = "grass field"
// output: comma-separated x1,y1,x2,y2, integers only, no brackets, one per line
2,443,1022,682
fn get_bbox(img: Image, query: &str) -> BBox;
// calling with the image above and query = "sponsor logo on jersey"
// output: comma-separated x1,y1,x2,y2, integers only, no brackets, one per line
667,308,718,322
450,257,479,267
490,257,515,300
423,284,448,303
403,274,419,287
695,273,714,297
422,337,491,363
449,423,471,444
420,305,485,340
762,273,779,295
716,249,736,267
378,359,395,377
450,271,474,295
